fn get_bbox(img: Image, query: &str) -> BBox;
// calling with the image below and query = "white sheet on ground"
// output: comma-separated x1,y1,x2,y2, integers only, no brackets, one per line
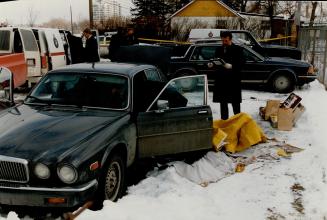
173,151,235,185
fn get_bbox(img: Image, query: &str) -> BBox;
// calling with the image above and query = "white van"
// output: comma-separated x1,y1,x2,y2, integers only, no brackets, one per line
0,27,67,87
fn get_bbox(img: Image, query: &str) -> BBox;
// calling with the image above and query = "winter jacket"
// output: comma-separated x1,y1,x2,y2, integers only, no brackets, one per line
212,43,244,103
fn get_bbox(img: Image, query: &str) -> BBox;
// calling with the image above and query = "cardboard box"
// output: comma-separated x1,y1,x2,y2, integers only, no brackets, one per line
277,104,305,131
259,95,305,131
264,100,280,120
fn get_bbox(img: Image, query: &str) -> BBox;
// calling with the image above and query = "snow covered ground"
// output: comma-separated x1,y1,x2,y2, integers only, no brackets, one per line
3,81,327,220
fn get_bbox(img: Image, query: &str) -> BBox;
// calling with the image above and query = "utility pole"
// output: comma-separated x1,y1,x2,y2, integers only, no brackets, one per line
89,0,94,28
70,3,74,34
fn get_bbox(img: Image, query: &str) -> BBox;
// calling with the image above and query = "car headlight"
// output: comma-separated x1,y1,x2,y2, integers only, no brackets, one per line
34,163,50,179
57,164,78,184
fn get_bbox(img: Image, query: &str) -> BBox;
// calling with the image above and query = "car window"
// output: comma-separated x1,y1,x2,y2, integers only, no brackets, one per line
144,69,162,82
191,46,217,60
26,73,129,109
243,48,260,62
147,75,206,111
232,32,255,46
133,71,165,112
0,30,11,51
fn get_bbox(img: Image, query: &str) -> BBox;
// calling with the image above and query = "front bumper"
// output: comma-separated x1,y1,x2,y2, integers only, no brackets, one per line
0,179,98,208
298,74,318,84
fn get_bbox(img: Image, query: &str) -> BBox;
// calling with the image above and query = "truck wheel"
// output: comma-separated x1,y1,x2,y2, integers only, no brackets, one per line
103,154,125,201
271,73,295,93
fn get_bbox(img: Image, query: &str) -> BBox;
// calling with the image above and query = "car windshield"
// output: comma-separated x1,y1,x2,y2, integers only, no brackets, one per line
25,72,129,110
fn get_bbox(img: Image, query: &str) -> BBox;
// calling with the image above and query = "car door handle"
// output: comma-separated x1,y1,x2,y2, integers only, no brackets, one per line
197,110,208,115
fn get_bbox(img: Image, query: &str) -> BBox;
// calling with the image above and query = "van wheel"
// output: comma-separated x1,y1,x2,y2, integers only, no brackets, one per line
271,73,295,93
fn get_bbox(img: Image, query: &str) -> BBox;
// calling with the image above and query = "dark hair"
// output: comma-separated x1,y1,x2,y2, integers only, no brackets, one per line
83,28,92,34
220,31,233,39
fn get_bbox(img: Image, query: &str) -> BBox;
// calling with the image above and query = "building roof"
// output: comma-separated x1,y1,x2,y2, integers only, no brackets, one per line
168,0,246,20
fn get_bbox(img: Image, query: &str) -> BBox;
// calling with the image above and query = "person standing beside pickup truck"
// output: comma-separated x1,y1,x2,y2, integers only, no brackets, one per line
213,31,244,120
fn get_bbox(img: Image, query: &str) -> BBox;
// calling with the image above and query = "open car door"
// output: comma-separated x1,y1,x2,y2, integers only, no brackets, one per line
137,75,213,158
0,67,14,110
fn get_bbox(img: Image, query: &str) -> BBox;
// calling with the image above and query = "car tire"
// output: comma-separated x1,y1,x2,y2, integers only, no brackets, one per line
271,73,295,93
92,153,126,210
103,154,126,202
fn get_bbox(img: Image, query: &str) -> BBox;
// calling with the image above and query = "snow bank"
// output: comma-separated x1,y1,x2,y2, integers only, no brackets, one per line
78,81,327,220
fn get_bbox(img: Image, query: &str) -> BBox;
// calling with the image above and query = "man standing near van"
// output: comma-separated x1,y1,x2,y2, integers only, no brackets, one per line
82,28,100,63
213,31,244,120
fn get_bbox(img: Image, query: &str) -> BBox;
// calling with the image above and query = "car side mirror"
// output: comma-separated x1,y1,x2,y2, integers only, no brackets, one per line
0,67,14,107
157,100,169,111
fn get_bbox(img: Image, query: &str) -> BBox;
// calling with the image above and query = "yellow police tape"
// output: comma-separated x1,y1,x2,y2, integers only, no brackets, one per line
258,35,296,43
100,35,296,45
137,38,192,45
137,35,296,44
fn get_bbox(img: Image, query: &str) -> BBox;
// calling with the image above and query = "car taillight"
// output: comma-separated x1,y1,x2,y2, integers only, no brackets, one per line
308,66,315,75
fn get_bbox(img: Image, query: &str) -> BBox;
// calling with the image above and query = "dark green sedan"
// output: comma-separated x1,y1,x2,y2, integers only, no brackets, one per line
0,63,212,211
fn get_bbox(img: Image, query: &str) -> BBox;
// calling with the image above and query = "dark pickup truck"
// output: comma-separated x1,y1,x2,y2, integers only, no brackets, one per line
169,43,317,93
188,29,302,60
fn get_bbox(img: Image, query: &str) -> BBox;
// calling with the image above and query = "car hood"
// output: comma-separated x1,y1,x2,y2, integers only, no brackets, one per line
0,104,127,162
266,57,310,67
262,44,300,51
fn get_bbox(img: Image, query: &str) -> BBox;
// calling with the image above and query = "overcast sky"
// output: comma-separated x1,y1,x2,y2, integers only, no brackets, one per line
0,0,133,25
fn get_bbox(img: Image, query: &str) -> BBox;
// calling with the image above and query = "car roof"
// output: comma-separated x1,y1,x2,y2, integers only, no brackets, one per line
50,62,156,77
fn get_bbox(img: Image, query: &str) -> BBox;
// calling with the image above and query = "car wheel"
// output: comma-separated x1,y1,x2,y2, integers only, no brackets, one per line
103,154,125,201
271,73,295,93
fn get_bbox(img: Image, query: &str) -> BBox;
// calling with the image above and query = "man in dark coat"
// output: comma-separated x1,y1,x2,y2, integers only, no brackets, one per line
108,27,127,62
213,31,244,120
66,32,84,64
82,28,100,63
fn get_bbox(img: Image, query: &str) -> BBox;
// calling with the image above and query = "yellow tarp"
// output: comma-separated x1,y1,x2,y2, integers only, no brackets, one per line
213,113,267,153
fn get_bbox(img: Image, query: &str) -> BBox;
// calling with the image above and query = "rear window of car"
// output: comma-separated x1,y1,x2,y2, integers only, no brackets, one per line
0,30,11,51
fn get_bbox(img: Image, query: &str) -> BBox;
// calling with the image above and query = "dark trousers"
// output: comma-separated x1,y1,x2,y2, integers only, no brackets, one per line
220,102,241,120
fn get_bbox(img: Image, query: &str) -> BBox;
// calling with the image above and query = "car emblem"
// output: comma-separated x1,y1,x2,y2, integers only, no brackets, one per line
53,35,59,48
208,31,214,38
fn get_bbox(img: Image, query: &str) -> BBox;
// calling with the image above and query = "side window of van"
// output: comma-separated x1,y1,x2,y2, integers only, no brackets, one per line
0,30,10,51
20,29,39,52
13,30,23,53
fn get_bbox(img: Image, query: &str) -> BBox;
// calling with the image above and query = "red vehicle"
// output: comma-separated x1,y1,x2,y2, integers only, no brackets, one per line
0,27,67,88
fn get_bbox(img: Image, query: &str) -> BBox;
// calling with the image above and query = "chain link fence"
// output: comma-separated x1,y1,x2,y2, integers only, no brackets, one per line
298,26,327,87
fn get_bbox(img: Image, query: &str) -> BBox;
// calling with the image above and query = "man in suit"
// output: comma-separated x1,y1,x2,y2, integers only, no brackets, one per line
213,31,244,120
82,28,100,63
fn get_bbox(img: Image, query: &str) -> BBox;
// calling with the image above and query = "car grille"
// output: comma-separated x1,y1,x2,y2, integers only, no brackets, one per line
0,155,29,183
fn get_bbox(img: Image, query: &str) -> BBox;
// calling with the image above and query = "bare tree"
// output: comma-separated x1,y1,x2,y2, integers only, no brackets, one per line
27,7,38,27
170,18,209,41
309,1,318,27
42,18,71,30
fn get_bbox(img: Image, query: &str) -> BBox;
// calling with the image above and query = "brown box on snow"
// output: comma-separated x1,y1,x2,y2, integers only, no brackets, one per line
277,104,305,131
260,98,305,131
264,100,280,120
